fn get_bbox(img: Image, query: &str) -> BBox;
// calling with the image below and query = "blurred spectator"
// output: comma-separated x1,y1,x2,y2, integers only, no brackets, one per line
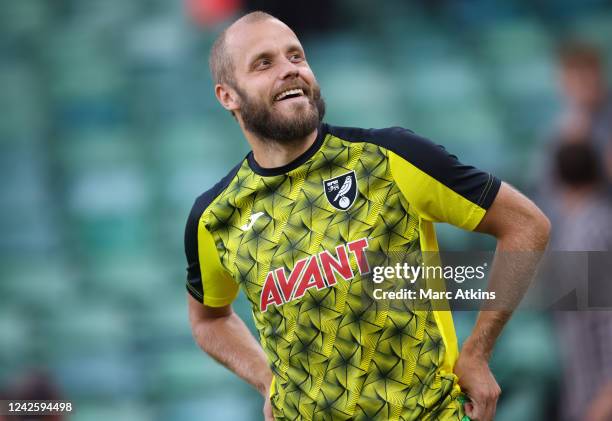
1,370,66,421
553,141,612,250
535,42,612,230
551,141,612,421
0,382,5,420
557,43,612,156
243,0,336,36
186,0,243,27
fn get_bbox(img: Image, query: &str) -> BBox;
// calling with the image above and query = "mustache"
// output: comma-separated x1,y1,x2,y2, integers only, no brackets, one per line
272,81,320,99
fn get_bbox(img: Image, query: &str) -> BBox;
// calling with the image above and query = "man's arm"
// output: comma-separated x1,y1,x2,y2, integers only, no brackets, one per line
454,182,550,421
187,294,274,419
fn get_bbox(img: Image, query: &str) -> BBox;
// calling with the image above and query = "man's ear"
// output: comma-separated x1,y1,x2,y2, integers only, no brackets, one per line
215,83,240,113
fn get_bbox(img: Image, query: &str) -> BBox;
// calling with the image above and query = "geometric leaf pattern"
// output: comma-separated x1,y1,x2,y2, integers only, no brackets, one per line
202,135,464,420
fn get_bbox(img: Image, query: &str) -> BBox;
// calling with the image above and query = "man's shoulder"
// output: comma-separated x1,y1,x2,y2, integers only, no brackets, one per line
327,124,417,146
189,160,244,220
326,123,445,163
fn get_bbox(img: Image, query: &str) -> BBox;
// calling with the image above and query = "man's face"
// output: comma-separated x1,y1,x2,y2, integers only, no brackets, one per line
561,64,605,110
225,19,325,143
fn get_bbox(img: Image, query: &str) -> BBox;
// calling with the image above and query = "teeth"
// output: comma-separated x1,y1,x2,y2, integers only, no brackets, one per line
275,88,304,101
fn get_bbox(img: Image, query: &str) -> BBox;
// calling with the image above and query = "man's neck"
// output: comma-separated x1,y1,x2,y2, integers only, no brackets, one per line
245,128,318,169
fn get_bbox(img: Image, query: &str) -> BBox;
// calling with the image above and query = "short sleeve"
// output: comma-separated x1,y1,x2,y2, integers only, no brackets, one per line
385,128,501,230
184,199,239,307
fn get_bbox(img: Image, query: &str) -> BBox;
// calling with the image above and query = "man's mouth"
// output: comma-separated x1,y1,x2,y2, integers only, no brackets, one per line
274,88,305,102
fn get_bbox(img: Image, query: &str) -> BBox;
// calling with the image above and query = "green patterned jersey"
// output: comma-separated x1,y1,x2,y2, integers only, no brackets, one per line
184,124,500,420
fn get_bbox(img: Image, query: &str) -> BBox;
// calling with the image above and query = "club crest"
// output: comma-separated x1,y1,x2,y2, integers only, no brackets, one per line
323,171,358,211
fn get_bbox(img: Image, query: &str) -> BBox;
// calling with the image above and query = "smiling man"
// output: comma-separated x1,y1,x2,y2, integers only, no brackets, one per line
184,11,550,421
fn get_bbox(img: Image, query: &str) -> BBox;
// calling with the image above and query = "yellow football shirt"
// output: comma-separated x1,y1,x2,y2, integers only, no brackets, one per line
184,124,500,420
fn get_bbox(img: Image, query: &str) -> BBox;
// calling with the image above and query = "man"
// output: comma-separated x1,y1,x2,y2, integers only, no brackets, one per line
555,43,612,154
184,11,550,421
535,42,612,231
551,141,612,421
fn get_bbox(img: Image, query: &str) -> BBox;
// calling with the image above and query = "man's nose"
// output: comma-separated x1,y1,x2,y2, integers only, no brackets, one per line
278,58,299,80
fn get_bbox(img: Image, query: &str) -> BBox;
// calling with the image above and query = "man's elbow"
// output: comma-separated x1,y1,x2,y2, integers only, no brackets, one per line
495,199,551,251
525,205,551,250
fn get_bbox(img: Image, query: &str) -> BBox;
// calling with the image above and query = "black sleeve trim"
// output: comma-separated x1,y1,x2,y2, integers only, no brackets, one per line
184,161,243,301
327,124,501,210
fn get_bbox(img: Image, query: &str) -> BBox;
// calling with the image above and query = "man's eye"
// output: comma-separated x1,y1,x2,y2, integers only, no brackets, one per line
290,54,303,62
257,60,271,69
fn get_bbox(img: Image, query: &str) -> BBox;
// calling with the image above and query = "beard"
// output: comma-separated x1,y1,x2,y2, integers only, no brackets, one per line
235,83,326,145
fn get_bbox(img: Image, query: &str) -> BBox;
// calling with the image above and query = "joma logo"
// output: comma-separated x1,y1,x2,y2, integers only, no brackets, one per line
260,238,370,312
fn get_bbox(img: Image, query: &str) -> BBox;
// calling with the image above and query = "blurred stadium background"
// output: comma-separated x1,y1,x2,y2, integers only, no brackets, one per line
1,0,611,420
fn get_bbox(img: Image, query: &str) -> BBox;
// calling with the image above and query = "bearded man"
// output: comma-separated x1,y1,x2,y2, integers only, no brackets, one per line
184,11,550,421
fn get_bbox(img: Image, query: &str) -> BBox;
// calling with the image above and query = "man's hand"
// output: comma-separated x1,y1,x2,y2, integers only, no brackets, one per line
263,392,274,421
262,379,274,421
454,347,501,421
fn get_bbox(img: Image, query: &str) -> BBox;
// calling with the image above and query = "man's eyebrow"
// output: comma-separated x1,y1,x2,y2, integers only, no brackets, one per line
285,43,304,53
248,50,273,66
